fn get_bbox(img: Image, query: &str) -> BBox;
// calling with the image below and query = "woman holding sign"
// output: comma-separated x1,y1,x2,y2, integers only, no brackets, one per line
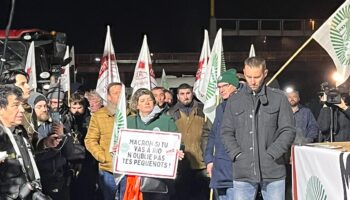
123,88,183,200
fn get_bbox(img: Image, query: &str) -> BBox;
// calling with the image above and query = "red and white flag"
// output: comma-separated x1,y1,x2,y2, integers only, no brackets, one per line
131,35,157,94
60,46,70,92
193,30,211,103
96,25,121,103
25,41,37,91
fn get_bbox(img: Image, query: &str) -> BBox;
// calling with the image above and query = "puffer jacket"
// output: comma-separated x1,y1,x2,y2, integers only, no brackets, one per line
221,84,296,182
85,107,115,172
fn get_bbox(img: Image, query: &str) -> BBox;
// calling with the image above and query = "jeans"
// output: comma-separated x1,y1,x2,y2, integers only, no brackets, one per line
217,187,234,200
233,179,285,200
98,170,117,200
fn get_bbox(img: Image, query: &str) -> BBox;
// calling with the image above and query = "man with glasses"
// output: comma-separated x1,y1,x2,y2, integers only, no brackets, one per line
204,68,239,200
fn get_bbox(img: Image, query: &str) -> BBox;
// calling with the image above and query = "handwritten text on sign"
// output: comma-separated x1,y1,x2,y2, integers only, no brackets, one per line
114,128,181,179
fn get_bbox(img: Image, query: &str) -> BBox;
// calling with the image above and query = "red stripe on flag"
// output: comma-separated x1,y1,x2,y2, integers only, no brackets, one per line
26,68,31,75
195,59,204,81
138,61,145,68
98,56,109,78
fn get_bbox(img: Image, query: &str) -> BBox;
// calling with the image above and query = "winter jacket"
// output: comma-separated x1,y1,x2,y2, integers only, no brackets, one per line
221,84,296,182
85,107,115,172
318,106,350,142
168,100,208,170
127,113,177,132
293,105,319,144
204,101,233,189
0,125,36,200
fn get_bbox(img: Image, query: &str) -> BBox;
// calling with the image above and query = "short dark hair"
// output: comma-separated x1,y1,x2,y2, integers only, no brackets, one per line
0,85,23,109
177,83,192,93
0,69,28,85
107,82,122,94
244,56,266,70
163,89,173,95
69,92,88,107
151,86,165,92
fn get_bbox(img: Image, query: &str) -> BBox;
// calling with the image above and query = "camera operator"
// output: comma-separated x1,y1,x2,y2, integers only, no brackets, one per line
27,92,72,200
0,85,50,200
317,84,350,142
62,92,98,200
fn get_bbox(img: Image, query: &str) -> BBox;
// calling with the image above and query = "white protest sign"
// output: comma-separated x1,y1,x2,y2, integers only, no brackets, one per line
114,128,181,179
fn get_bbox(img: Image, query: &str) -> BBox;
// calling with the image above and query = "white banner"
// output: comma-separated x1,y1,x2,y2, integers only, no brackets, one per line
114,128,181,179
293,145,350,200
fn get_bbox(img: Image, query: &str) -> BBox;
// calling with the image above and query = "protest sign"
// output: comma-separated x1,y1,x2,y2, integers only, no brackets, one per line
114,128,181,179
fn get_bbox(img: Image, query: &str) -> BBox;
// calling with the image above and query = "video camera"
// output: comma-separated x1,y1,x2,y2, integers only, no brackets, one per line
320,82,349,105
18,181,52,200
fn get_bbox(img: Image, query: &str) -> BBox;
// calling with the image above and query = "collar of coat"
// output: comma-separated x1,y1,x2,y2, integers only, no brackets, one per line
170,100,205,118
243,84,268,106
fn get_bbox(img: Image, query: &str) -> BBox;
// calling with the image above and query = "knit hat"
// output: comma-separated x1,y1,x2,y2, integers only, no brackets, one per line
47,86,65,100
28,92,47,108
217,68,239,87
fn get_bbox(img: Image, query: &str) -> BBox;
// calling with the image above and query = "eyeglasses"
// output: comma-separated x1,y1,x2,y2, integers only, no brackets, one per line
217,84,230,89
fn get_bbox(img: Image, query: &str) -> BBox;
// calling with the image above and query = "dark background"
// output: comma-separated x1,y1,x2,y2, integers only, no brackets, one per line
0,0,344,53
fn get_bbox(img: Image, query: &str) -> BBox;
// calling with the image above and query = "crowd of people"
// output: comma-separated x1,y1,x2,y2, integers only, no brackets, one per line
0,56,349,200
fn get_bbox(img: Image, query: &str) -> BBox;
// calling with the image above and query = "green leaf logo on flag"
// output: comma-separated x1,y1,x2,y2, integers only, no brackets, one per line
330,5,350,66
111,110,126,145
206,53,218,101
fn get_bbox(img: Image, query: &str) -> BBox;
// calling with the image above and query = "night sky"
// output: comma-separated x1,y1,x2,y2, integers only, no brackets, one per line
0,0,345,53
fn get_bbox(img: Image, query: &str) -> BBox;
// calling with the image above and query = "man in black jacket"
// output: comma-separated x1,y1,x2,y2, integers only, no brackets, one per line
221,57,296,200
0,85,43,199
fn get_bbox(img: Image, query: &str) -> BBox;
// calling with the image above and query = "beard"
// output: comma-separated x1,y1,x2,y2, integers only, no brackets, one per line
37,112,49,122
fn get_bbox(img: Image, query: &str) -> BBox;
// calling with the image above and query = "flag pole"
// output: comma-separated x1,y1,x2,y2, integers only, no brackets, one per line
267,37,313,86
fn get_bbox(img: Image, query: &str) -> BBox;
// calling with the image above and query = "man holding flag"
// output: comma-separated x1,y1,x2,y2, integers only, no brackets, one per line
85,82,125,200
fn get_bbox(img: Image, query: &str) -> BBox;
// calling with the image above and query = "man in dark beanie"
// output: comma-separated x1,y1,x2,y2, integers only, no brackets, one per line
28,92,71,200
204,68,239,199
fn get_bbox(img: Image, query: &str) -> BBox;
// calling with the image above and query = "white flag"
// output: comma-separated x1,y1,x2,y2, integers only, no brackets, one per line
130,35,157,94
194,30,211,103
60,46,70,92
249,44,256,57
109,84,127,154
160,68,170,90
312,0,350,86
203,28,226,122
25,41,37,91
96,25,121,103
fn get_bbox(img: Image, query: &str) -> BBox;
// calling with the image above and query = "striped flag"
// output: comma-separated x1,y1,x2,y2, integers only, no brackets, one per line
96,25,121,103
25,41,37,91
312,0,350,86
131,35,157,94
203,28,226,122
194,30,211,103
